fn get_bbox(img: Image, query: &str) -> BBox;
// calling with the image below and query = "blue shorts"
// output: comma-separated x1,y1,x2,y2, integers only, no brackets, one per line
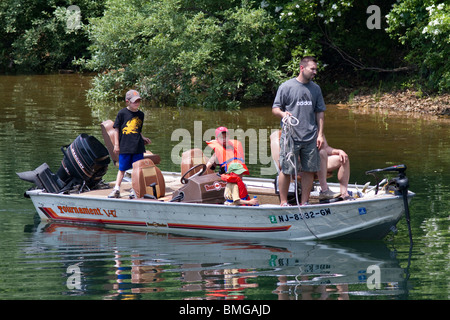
118,153,144,171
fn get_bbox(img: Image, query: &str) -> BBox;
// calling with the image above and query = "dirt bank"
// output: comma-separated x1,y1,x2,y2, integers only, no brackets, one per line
325,89,450,117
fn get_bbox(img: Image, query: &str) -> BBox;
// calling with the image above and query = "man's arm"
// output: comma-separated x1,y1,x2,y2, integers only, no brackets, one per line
316,111,324,149
272,107,291,119
206,154,217,170
329,147,349,163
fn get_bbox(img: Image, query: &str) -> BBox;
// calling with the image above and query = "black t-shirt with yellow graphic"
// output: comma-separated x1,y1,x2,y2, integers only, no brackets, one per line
113,107,145,154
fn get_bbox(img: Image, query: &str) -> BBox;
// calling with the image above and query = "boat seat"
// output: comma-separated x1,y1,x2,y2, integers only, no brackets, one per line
270,130,332,180
132,158,165,199
180,148,214,179
100,120,160,167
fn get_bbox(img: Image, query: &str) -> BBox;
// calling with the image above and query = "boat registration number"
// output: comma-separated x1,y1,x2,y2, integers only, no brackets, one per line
273,208,332,223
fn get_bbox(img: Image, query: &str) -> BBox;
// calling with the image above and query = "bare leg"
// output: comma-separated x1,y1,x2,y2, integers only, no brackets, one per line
318,148,329,191
337,159,350,196
113,170,125,190
108,170,125,198
278,172,291,205
301,171,314,204
327,155,350,196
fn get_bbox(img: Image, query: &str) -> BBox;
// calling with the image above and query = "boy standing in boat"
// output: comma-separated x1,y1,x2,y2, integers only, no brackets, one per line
108,90,151,198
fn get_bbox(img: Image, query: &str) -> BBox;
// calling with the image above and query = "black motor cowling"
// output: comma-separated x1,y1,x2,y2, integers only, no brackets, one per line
57,133,110,188
17,134,110,193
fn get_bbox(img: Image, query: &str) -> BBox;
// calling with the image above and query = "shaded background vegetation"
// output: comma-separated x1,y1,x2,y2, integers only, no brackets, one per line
1,0,448,107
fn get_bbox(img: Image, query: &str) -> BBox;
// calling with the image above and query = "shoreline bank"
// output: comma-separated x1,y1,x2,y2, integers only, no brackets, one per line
325,88,450,118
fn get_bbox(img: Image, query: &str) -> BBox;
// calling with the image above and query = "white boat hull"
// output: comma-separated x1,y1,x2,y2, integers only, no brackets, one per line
25,172,413,241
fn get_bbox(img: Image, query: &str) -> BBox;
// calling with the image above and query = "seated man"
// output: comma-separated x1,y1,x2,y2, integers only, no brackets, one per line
317,136,352,199
206,126,249,175
221,163,259,206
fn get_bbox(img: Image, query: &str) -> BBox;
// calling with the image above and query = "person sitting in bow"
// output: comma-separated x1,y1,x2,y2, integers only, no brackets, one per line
221,163,259,206
206,126,249,175
316,135,353,200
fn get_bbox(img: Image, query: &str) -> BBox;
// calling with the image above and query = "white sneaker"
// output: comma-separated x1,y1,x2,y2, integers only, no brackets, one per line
319,189,341,200
108,189,120,198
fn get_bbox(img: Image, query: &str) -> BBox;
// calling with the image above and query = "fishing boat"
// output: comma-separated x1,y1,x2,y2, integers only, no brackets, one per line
17,121,414,241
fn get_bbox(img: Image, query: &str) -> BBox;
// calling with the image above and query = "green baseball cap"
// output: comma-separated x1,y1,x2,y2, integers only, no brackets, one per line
227,163,247,175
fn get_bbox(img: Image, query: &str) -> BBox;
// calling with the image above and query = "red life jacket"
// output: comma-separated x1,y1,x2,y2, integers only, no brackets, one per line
206,139,249,175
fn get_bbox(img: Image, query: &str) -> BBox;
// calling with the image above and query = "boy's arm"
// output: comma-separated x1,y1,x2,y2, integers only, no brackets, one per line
113,128,120,154
141,133,151,145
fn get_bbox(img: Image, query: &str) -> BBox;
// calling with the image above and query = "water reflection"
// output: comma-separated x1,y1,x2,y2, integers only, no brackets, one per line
22,222,408,300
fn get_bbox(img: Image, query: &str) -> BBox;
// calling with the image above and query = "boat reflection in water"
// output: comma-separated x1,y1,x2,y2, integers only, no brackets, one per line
25,222,408,300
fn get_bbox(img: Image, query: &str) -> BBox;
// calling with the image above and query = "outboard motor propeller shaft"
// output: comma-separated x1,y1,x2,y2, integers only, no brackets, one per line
366,164,413,247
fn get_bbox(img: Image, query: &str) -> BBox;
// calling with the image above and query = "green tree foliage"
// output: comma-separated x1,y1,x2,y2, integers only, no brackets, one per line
0,0,104,73
83,0,412,107
386,0,449,92
1,0,448,106
263,0,356,75
265,0,408,88
82,0,282,108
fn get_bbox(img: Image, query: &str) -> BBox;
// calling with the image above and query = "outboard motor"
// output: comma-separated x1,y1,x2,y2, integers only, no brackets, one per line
17,134,110,193
57,133,110,188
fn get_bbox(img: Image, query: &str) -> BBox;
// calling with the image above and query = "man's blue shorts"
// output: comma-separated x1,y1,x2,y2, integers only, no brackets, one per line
118,153,144,171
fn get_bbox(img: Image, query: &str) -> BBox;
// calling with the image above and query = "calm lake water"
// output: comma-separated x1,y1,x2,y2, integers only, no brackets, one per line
0,74,448,301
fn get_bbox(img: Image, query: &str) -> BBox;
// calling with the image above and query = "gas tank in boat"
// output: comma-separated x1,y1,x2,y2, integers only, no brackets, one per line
171,173,226,204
